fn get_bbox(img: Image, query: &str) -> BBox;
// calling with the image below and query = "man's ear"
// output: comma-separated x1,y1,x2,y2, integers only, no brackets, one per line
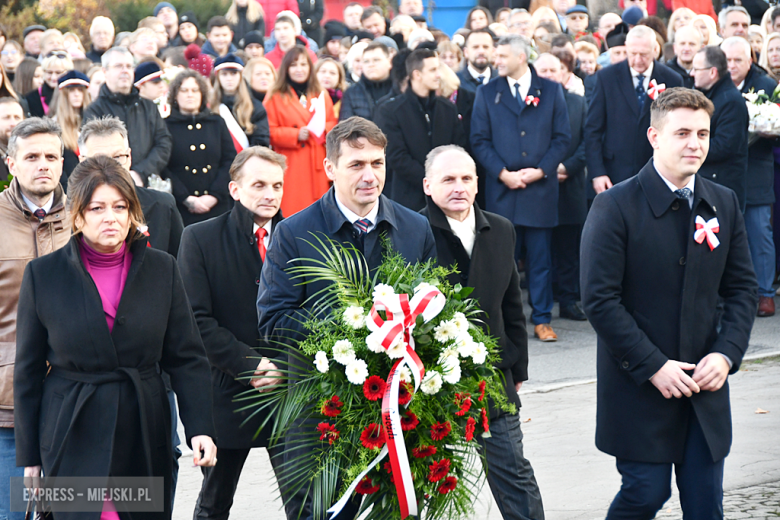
324,158,336,181
647,125,659,150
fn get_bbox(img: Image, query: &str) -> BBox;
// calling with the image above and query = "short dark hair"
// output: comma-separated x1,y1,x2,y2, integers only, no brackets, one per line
275,15,295,27
364,41,389,56
550,34,573,49
229,146,287,182
464,28,495,46
7,117,62,159
406,48,436,77
551,47,575,73
361,6,383,22
67,155,146,242
168,69,209,113
698,45,728,80
207,16,231,33
650,87,715,128
326,117,387,165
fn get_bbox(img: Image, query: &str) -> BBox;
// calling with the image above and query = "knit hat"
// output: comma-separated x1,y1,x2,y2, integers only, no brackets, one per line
621,6,643,26
375,35,399,52
134,61,164,87
214,53,244,72
179,11,199,31
23,25,46,39
323,21,347,42
351,30,375,44
185,44,214,78
239,30,264,49
154,2,176,17
58,70,90,89
606,22,629,48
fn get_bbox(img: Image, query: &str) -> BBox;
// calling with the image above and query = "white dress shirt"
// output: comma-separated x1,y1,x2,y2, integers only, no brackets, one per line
506,68,533,103
252,220,274,250
21,192,54,216
655,163,695,209
468,64,492,85
446,207,477,258
335,195,380,233
631,62,654,91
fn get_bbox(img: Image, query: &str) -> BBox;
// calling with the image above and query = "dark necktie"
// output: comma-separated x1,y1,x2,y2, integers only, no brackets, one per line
514,83,523,106
477,75,485,85
255,227,267,261
636,74,646,111
354,218,371,236
33,208,46,221
674,188,692,202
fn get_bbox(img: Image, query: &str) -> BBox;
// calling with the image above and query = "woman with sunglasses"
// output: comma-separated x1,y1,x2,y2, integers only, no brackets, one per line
24,50,73,117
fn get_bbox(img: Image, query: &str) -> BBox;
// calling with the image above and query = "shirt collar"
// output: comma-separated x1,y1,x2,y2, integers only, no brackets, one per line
21,191,54,215
506,67,532,89
468,64,491,82
654,160,696,196
630,62,654,80
335,194,380,226
445,206,476,234
252,219,273,236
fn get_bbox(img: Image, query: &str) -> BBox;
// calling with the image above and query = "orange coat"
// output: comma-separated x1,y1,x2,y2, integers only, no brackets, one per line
264,87,337,216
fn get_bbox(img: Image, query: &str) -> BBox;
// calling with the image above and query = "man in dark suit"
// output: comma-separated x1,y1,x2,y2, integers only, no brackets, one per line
456,29,498,94
421,145,545,520
256,117,436,519
534,53,588,321
178,147,289,520
584,25,683,196
375,48,468,211
339,42,394,122
471,34,571,342
722,36,778,317
581,88,758,519
691,45,749,210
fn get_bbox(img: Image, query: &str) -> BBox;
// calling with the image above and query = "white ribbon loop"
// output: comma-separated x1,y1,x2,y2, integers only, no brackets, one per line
648,79,666,100
694,215,720,251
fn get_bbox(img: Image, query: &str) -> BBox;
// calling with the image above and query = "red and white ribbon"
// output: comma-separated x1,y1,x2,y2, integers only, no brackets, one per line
328,287,445,519
647,79,666,100
694,215,720,250
524,95,540,107
218,103,249,153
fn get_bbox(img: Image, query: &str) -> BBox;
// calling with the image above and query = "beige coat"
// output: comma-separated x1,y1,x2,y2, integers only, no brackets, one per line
0,178,70,427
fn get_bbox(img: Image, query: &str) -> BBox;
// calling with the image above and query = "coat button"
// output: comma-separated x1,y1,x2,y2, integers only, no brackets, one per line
520,131,526,136
200,144,206,150
712,174,717,178
204,190,209,195
621,361,629,369
196,123,202,129
190,145,196,151
679,257,686,265
207,164,212,170
194,191,200,195
522,151,527,157
188,125,193,130
117,316,126,326
671,201,679,211
192,168,197,174
202,168,208,173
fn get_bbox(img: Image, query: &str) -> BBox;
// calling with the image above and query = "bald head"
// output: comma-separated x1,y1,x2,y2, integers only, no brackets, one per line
598,12,622,36
673,24,703,66
534,53,563,83
423,145,478,221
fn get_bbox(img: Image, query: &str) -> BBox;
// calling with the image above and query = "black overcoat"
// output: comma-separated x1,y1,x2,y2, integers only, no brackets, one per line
558,90,588,227
163,109,237,226
741,64,778,207
178,202,283,449
581,162,758,464
137,186,185,258
421,199,526,418
14,237,215,520
375,90,468,211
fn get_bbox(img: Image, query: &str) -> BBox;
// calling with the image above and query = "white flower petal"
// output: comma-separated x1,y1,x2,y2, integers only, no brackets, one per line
314,351,329,373
333,339,356,365
421,370,443,395
345,359,369,385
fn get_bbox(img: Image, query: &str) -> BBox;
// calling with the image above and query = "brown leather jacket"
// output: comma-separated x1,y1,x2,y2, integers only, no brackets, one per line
0,178,70,427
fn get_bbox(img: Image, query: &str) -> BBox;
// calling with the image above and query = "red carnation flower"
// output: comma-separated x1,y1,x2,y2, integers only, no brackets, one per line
428,458,451,482
355,477,380,495
398,382,413,405
412,445,437,458
316,422,340,444
383,461,394,483
481,408,489,433
430,421,451,441
400,410,419,431
363,375,386,401
360,423,386,450
465,417,476,442
321,395,343,417
454,393,472,416
478,380,486,402
438,476,457,494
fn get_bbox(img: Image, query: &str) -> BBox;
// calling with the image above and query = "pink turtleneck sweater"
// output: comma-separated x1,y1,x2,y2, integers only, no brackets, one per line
79,239,133,332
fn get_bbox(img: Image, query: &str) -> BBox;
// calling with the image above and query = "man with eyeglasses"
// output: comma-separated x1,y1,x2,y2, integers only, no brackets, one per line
86,16,115,64
83,46,172,188
507,9,533,40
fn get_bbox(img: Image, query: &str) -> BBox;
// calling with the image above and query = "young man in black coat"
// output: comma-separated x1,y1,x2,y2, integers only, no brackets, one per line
178,147,289,520
375,48,468,211
257,117,436,520
339,42,394,122
420,145,545,520
581,88,758,519
692,45,749,211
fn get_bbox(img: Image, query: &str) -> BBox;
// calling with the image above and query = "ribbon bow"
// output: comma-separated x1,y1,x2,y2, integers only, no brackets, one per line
647,79,666,100
525,95,540,107
328,286,445,519
694,215,720,250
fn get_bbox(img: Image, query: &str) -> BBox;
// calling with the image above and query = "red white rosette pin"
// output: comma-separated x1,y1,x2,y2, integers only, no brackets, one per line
524,95,540,107
694,215,720,250
647,79,666,100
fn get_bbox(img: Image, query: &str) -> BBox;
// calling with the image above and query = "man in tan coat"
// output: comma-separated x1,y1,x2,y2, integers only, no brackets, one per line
0,117,69,519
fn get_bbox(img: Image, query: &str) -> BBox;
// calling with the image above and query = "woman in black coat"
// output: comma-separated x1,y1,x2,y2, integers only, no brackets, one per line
14,156,216,520
164,70,237,226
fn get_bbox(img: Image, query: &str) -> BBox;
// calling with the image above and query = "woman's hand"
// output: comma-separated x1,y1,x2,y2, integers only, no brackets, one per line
298,127,310,141
24,465,42,493
185,196,210,214
191,436,217,467
199,195,218,211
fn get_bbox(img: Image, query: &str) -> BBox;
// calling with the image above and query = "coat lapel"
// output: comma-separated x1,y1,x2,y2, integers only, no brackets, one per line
617,61,640,117
498,78,522,117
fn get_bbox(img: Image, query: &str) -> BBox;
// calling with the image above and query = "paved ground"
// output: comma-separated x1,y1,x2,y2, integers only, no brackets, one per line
172,306,780,520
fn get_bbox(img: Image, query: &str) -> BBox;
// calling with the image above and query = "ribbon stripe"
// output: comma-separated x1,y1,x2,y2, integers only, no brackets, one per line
648,79,666,101
694,215,720,251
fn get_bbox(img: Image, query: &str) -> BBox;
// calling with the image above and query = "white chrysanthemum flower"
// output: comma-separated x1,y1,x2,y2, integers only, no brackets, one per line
433,320,458,343
314,351,329,373
452,312,469,333
471,342,487,365
455,334,476,358
421,370,443,395
399,365,412,383
365,332,386,354
345,358,368,385
437,348,459,367
342,306,366,329
441,362,462,384
332,339,356,365
386,339,407,359
372,283,396,301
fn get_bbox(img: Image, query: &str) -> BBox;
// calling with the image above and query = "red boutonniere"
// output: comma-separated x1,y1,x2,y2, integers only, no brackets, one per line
647,79,666,100
525,95,540,107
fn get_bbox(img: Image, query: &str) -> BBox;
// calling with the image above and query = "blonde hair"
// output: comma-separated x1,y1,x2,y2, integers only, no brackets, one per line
243,57,277,87
50,85,92,151
667,7,696,41
438,61,460,98
39,29,64,53
130,27,157,46
437,40,463,70
692,14,721,45
41,53,74,74
314,57,346,91
759,31,780,71
226,0,265,25
63,32,86,54
210,71,256,134
532,7,561,32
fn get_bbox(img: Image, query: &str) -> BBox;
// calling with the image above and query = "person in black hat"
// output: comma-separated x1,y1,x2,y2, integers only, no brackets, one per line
565,5,590,40
321,20,347,59
239,30,265,60
22,25,45,59
411,14,428,30
605,22,629,64
172,11,206,47
135,60,166,102
50,70,91,187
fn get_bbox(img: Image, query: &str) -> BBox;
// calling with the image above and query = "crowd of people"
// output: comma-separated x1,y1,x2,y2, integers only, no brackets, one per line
0,0,773,518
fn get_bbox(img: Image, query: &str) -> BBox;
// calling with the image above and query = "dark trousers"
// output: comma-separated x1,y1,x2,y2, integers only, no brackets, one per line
193,444,288,520
514,226,554,324
607,414,724,520
552,224,581,306
477,413,545,520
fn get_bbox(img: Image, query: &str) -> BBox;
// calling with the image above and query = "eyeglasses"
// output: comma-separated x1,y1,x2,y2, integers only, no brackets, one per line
1,50,18,56
689,66,713,72
46,51,69,59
